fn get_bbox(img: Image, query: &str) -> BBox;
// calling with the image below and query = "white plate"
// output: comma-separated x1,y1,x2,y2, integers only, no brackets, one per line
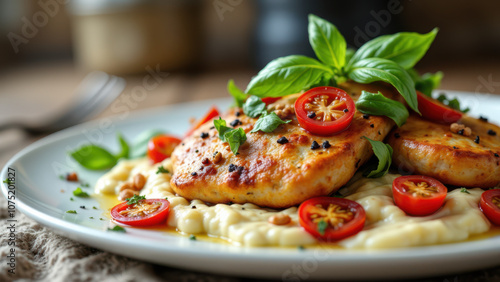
2,92,500,280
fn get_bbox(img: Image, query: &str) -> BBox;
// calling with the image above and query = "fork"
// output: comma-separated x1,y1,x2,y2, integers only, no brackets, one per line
0,71,126,134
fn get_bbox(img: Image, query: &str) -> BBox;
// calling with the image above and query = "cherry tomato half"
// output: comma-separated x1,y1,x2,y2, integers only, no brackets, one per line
416,91,462,124
479,189,500,226
261,97,282,106
184,106,220,137
147,135,182,163
298,197,366,241
392,175,448,216
295,87,355,136
111,198,170,227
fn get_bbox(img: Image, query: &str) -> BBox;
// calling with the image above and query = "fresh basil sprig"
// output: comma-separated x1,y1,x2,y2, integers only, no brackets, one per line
437,93,470,113
243,96,266,118
251,112,291,133
129,129,166,159
362,137,393,178
355,91,409,127
244,14,438,115
214,118,247,155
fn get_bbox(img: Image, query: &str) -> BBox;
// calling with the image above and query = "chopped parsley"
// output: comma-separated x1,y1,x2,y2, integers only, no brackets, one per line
66,210,77,214
460,188,471,194
93,206,98,210
89,217,94,219
437,93,470,113
107,226,126,233
189,234,197,241
70,197,74,201
126,195,146,205
156,165,169,174
3,178,12,185
73,187,90,197
297,245,305,251
317,219,328,235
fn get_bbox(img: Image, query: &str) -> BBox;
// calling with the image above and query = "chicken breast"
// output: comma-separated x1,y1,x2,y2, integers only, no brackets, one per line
170,82,399,208
387,114,500,188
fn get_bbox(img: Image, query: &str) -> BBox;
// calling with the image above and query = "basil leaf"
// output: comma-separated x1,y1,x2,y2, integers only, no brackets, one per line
115,133,130,159
251,112,291,133
224,128,247,155
130,129,166,159
243,96,266,118
214,118,232,141
416,71,443,97
70,145,117,170
227,79,247,107
107,226,126,232
348,28,438,69
436,93,470,113
245,55,333,97
362,137,393,178
348,58,419,114
308,14,346,69
345,48,355,63
356,91,409,127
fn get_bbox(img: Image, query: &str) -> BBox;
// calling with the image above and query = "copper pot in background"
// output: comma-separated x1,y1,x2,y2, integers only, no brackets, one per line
69,0,202,75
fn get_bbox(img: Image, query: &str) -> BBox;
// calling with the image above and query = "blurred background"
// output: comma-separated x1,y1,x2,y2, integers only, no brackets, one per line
0,0,500,160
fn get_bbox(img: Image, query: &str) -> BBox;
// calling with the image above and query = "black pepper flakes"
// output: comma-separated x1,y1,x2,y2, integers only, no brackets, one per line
277,137,289,144
202,158,210,165
378,131,381,135
343,109,349,113
191,172,197,176
307,112,316,119
474,136,480,144
201,132,209,139
363,114,370,119
488,129,497,136
311,141,320,150
235,111,241,117
394,133,401,138
210,126,215,130
495,153,499,158
479,116,488,122
230,119,242,127
453,146,458,149
80,206,85,209
192,206,197,209
370,124,374,128
322,141,331,149
457,129,464,135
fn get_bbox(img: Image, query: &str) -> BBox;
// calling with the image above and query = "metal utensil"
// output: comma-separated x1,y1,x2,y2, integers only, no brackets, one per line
0,71,126,134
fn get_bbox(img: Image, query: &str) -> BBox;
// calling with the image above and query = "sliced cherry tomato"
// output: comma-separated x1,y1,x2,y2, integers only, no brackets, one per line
261,97,282,106
479,189,500,226
147,135,182,163
294,87,355,136
184,106,220,137
298,197,366,241
392,175,448,216
111,198,170,227
416,91,462,124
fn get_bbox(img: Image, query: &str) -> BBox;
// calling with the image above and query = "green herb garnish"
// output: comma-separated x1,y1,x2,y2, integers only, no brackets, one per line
243,14,438,115
437,93,470,113
317,219,328,235
156,165,169,174
3,178,12,185
460,188,471,194
297,245,305,251
355,91,409,127
70,197,74,201
227,79,247,107
250,112,291,133
108,226,126,233
243,96,267,118
130,129,166,159
66,210,77,214
362,137,393,178
189,234,197,241
213,118,247,155
89,217,94,219
126,195,146,205
73,187,90,198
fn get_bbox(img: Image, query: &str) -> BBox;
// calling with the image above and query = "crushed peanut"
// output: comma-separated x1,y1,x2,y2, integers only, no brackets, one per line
450,123,472,136
118,189,138,201
213,151,222,164
133,173,146,190
268,214,291,225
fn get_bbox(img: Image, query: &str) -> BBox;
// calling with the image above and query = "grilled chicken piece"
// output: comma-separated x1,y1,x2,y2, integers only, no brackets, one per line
170,82,399,208
387,114,500,188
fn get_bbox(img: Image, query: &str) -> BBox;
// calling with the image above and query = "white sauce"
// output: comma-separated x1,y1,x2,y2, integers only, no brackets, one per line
95,158,492,248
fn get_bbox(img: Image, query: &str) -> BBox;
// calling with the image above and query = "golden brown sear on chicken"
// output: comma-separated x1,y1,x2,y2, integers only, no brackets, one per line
170,82,399,208
387,114,500,188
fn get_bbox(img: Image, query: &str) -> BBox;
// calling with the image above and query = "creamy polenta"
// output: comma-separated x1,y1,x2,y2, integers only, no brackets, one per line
95,158,493,248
